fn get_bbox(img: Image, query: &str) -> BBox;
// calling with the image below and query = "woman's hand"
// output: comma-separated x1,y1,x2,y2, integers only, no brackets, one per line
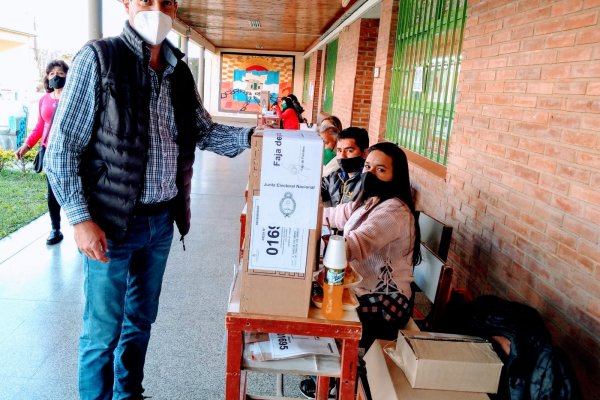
14,144,30,160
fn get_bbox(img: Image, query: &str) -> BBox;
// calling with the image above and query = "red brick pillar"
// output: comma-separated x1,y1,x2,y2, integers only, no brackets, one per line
305,50,323,125
368,0,399,144
333,19,379,130
351,19,379,130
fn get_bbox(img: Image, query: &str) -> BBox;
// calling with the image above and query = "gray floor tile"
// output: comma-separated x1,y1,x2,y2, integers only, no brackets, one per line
0,377,28,400
0,119,316,399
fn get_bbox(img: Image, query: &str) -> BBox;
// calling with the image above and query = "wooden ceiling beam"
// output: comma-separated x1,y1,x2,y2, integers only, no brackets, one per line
173,17,216,53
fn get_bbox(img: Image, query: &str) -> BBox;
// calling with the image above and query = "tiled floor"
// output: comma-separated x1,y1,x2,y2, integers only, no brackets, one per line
0,117,303,399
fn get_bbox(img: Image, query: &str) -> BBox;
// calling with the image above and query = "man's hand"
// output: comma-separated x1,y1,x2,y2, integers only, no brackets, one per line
74,220,109,263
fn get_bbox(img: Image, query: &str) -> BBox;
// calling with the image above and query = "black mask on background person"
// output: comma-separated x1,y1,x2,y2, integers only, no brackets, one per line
338,156,365,173
362,172,395,200
49,76,66,89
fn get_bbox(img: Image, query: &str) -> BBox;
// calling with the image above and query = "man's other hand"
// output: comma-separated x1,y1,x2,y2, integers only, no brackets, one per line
74,220,109,263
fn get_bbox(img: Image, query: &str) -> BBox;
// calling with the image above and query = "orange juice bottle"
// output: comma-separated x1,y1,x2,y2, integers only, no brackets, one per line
322,266,345,320
321,234,347,320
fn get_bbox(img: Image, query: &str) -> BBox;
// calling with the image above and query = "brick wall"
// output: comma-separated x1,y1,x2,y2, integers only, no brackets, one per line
351,19,379,129
304,51,323,124
368,0,400,145
332,19,379,130
316,49,325,121
333,22,361,128
407,1,600,395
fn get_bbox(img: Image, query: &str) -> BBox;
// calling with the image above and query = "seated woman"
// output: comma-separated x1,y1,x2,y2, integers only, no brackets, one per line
324,141,421,348
300,142,422,398
272,96,300,130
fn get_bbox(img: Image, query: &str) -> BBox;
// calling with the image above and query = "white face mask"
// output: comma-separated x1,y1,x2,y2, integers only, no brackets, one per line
133,11,173,45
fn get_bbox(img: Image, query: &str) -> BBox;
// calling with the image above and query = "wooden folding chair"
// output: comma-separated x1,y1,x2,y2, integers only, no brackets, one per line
417,211,453,261
412,244,453,331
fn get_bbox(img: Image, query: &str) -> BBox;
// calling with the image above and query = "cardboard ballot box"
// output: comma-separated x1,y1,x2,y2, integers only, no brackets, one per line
364,340,490,400
240,131,323,317
394,330,503,393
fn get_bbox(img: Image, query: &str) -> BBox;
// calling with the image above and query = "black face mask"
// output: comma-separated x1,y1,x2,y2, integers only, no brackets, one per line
362,172,395,200
49,76,66,90
337,156,365,173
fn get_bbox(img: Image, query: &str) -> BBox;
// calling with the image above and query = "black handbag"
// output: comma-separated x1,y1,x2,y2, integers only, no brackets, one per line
33,146,46,173
33,107,56,173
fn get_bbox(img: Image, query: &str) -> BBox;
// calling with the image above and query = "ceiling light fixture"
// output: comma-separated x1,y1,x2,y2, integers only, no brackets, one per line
249,20,261,28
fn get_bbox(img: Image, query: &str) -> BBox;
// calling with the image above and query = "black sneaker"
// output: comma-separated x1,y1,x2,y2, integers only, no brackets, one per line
299,378,336,399
46,230,63,245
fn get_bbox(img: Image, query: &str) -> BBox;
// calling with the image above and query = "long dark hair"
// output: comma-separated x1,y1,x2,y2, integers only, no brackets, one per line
356,142,422,266
43,59,69,93
287,93,305,123
288,94,304,114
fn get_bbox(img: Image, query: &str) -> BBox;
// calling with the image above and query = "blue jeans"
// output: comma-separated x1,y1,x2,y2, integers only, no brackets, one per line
79,210,174,400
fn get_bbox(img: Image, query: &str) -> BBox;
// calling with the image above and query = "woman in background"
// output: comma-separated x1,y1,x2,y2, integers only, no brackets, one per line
14,59,69,245
272,96,300,130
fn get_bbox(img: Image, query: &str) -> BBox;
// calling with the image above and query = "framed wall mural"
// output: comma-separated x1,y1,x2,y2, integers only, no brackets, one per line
219,52,295,113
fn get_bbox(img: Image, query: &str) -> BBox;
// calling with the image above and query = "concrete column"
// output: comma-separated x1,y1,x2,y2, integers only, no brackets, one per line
88,0,103,40
181,29,190,63
197,46,205,101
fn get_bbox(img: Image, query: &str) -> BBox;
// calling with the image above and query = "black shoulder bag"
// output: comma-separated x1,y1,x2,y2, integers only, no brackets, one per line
32,107,57,173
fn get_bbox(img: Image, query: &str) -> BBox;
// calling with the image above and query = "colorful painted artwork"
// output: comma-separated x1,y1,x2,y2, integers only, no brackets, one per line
219,52,295,113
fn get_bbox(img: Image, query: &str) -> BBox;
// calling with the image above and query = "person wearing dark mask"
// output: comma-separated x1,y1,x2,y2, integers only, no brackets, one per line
14,59,69,245
321,127,369,207
272,96,300,129
44,1,257,399
301,142,422,398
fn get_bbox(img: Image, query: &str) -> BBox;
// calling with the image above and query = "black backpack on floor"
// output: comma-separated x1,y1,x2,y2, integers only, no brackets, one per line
440,294,581,400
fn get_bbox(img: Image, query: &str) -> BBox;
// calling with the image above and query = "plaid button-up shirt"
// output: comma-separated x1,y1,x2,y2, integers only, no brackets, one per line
46,30,251,226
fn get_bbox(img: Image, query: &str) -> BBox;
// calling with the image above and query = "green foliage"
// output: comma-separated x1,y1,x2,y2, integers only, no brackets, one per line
14,145,40,173
0,170,48,239
0,145,40,173
0,148,13,173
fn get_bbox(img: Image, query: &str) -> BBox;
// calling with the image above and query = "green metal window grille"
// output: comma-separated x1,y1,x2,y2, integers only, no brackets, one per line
386,0,467,165
303,57,310,103
323,39,338,114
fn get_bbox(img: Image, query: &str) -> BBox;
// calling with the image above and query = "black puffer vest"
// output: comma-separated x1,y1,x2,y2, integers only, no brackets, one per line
82,26,199,241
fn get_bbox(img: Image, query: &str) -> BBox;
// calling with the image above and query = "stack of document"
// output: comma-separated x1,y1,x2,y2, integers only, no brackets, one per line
245,333,340,361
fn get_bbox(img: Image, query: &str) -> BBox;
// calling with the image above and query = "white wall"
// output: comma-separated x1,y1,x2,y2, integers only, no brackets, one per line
204,48,305,120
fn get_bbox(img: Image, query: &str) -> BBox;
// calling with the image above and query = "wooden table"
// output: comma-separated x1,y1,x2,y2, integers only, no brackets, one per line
226,274,362,400
257,113,281,129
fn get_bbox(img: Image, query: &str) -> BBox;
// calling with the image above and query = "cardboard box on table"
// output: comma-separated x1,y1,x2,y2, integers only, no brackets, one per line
394,330,503,393
364,340,491,400
239,131,322,318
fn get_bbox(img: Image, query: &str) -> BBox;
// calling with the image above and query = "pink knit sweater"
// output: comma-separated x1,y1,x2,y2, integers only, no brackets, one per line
323,197,416,298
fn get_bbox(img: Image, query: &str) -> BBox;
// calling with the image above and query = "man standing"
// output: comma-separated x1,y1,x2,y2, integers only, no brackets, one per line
321,127,370,207
45,1,254,399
